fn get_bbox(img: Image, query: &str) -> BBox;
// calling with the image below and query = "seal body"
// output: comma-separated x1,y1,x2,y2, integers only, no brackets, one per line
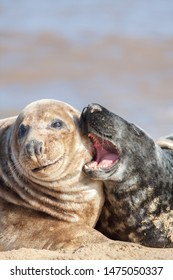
0,99,105,250
80,103,173,248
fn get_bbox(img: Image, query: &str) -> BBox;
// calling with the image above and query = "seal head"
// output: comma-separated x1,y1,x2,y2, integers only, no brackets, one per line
11,99,92,182
80,103,155,182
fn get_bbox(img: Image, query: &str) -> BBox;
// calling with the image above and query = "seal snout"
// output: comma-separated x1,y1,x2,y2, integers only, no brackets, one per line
81,104,102,119
25,139,44,158
80,104,103,133
88,104,103,114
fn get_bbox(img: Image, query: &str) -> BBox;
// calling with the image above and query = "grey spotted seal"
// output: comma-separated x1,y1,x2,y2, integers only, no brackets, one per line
0,99,105,251
80,103,173,248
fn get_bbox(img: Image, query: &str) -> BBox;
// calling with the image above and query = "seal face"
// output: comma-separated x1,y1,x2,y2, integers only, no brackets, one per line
0,99,104,250
80,103,173,248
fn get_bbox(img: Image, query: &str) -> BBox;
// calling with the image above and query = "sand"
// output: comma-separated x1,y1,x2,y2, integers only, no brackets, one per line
0,235,173,260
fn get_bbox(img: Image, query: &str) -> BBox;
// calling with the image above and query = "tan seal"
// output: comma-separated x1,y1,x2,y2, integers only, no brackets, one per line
0,99,105,251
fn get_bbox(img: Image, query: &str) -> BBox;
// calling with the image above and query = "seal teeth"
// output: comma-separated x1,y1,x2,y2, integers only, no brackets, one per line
89,133,97,143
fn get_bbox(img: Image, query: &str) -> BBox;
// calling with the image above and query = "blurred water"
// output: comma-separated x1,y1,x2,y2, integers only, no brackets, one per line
0,0,173,138
1,0,173,40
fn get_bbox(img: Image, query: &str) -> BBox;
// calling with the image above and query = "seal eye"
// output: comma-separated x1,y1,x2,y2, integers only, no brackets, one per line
51,119,64,129
18,124,28,138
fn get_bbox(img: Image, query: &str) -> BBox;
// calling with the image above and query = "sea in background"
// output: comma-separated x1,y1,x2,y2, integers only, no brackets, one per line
1,0,173,139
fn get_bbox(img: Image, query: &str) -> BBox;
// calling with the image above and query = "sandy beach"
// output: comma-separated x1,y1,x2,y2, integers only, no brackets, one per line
0,238,173,260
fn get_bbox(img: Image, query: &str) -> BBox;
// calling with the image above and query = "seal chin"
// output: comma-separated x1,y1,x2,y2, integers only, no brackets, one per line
84,133,120,171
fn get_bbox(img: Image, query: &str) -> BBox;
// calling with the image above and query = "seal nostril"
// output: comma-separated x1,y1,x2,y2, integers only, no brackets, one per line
35,141,44,156
25,141,34,157
25,140,44,157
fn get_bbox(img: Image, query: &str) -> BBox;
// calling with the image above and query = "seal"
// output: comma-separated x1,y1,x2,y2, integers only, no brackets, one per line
0,99,105,251
80,103,173,248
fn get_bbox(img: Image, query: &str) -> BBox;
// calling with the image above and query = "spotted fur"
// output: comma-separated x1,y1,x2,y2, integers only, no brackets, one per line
80,103,173,248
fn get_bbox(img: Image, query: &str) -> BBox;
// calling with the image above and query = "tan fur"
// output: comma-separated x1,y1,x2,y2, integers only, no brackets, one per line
0,99,105,251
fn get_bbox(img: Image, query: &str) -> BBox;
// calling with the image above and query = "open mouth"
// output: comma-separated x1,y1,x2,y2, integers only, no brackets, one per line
85,133,120,169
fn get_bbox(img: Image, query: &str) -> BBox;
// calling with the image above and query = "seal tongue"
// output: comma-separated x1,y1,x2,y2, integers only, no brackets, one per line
88,133,119,168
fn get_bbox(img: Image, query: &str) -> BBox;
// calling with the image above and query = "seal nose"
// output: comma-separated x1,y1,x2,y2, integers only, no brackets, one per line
81,104,103,119
88,103,103,114
25,140,44,157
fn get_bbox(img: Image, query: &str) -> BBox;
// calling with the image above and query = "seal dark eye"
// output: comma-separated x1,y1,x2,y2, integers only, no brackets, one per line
51,119,64,129
18,124,29,138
